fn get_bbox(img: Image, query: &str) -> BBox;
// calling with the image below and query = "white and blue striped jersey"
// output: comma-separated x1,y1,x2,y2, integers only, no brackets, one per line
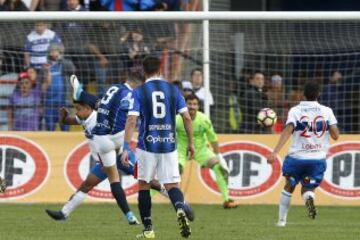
24,29,61,69
128,77,187,153
92,83,133,135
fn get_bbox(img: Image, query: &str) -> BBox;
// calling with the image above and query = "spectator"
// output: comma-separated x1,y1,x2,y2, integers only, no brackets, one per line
189,68,214,111
8,72,41,131
24,22,61,70
321,70,350,132
181,81,194,98
241,71,268,133
30,0,65,11
26,66,39,87
65,0,86,10
122,26,151,77
266,74,287,133
100,0,159,11
87,22,127,96
42,43,75,131
0,0,29,10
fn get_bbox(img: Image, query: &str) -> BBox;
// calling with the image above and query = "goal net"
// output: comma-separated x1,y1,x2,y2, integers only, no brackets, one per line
0,13,360,134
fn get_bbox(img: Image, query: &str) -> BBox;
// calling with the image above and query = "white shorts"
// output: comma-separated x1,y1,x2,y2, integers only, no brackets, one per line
88,131,124,167
136,148,181,185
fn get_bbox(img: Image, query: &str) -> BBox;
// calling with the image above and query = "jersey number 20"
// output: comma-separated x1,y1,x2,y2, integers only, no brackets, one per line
152,91,165,118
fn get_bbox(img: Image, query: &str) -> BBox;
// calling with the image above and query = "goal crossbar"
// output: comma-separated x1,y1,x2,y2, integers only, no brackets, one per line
1,11,360,21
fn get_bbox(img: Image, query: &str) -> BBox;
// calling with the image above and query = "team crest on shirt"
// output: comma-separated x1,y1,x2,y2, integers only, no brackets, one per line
0,135,50,200
320,141,360,198
199,141,281,198
65,141,138,200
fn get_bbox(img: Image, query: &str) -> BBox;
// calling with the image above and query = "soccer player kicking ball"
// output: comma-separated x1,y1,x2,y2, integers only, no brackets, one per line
176,94,236,209
267,81,340,227
121,55,195,239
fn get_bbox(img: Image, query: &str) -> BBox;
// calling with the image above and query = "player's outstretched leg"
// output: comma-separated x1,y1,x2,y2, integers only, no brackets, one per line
167,186,191,238
303,190,317,219
211,164,237,209
70,74,83,101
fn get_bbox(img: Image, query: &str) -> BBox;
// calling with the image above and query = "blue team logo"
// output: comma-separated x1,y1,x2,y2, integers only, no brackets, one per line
199,141,281,198
65,141,138,200
320,142,360,198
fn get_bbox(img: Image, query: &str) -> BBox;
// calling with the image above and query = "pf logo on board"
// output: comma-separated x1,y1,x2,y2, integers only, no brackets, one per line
200,141,281,198
0,135,50,199
65,141,138,199
320,142,360,198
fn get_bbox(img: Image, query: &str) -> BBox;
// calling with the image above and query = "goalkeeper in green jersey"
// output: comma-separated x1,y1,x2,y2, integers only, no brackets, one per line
176,94,237,209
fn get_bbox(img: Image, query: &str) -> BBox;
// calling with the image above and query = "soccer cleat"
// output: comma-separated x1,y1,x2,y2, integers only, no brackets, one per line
126,212,140,225
136,230,155,239
276,220,286,227
305,196,317,219
70,74,83,101
45,209,67,221
177,208,191,238
223,199,238,209
183,202,195,222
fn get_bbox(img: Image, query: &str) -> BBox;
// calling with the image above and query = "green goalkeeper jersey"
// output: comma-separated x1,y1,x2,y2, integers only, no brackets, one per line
176,111,217,150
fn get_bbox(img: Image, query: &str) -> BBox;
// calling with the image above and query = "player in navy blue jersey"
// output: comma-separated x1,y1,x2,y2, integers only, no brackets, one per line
45,85,194,223
68,74,142,224
121,56,195,239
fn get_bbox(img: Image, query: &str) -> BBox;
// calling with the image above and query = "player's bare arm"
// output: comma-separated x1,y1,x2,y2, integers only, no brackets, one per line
329,125,340,140
267,123,294,164
121,115,138,167
181,111,195,159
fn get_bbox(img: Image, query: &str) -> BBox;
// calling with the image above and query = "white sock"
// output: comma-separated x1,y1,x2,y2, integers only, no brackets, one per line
160,186,169,198
302,191,315,202
279,190,292,222
61,191,88,217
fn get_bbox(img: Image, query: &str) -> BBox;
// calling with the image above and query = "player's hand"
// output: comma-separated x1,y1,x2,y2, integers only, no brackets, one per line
267,152,277,164
59,107,69,124
121,150,130,168
187,143,195,159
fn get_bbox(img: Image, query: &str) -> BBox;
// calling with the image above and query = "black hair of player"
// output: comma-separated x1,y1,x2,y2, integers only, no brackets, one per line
73,100,93,110
142,55,161,76
185,94,200,103
303,81,320,101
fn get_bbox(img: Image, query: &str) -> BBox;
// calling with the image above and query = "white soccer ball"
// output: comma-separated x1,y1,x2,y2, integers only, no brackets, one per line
257,108,277,128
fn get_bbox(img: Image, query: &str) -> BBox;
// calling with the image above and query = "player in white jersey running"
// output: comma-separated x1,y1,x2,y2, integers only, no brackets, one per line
267,81,340,227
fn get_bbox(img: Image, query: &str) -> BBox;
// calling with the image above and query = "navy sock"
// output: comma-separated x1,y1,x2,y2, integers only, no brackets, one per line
138,190,152,229
168,188,185,211
110,182,130,215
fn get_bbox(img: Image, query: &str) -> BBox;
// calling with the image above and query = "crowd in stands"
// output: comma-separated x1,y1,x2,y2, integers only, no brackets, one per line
0,0,190,11
0,1,359,133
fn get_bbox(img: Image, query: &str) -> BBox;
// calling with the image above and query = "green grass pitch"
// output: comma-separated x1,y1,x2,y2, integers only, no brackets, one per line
0,203,359,240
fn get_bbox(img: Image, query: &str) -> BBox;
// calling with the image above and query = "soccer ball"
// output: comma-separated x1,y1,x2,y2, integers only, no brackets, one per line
257,108,277,128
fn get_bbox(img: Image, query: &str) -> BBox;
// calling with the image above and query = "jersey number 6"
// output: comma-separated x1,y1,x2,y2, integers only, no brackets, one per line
152,91,166,118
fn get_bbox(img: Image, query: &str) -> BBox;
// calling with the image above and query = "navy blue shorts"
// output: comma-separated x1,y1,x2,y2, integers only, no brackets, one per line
282,155,327,189
90,154,136,181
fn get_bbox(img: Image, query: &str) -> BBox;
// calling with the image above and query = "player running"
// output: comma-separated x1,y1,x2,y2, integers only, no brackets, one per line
176,94,236,209
121,55,194,239
267,81,340,227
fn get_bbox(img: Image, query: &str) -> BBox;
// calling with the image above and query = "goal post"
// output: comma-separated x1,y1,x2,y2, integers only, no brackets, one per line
0,12,360,133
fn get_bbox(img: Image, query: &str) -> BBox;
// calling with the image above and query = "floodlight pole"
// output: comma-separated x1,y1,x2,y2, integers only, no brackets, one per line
203,0,210,118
